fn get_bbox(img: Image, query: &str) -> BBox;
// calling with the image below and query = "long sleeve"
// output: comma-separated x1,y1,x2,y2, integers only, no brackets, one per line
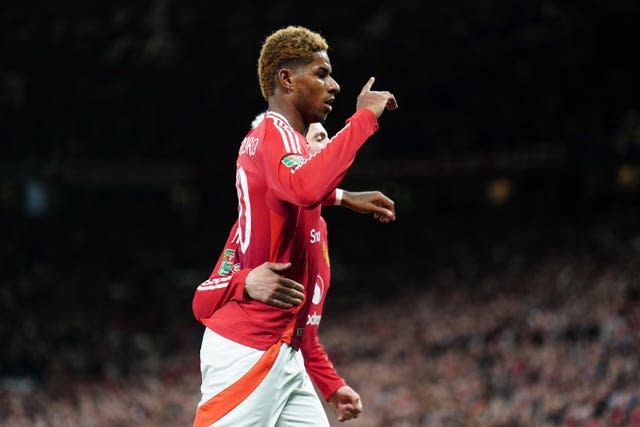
192,221,251,324
321,188,338,206
302,329,346,400
300,216,345,399
264,109,378,208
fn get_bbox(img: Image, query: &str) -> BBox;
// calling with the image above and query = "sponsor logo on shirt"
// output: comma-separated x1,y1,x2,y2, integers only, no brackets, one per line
281,154,305,168
312,275,324,305
310,228,321,244
307,311,322,326
218,249,236,276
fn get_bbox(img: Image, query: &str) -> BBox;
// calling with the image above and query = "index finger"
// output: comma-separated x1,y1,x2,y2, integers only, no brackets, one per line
359,77,375,96
376,193,395,208
374,195,396,215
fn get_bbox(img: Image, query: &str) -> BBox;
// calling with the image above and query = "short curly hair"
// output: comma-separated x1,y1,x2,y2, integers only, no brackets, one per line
257,26,329,101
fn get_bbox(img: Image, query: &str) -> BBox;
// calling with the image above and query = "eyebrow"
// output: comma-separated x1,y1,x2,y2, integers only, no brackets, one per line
314,64,331,74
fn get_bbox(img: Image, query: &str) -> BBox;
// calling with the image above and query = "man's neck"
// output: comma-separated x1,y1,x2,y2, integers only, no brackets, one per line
268,98,306,135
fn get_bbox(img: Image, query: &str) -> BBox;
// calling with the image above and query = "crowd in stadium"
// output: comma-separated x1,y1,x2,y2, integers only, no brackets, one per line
3,1,640,425
2,212,639,427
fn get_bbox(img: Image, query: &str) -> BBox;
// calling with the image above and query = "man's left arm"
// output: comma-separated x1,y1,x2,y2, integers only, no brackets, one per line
302,331,362,422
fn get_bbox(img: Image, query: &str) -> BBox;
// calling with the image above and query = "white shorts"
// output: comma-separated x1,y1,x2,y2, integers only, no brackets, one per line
193,328,330,427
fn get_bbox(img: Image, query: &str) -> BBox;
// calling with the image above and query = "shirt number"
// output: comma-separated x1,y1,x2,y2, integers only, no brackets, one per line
235,167,251,253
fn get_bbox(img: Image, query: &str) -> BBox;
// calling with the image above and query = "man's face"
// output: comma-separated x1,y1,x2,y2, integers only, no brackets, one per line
305,122,329,155
292,51,340,123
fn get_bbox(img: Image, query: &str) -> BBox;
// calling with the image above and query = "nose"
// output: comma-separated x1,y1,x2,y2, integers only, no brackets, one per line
327,76,340,94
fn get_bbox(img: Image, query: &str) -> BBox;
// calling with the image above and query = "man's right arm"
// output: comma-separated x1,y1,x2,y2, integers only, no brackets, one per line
264,78,397,209
264,109,379,208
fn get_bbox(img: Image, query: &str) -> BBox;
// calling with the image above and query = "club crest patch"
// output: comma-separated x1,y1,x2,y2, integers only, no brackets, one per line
218,249,236,276
281,154,305,168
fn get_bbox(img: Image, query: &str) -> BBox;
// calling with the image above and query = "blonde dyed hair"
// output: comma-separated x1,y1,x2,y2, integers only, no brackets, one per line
257,26,329,100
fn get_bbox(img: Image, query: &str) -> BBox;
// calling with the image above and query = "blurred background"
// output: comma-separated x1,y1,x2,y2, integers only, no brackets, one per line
1,1,640,426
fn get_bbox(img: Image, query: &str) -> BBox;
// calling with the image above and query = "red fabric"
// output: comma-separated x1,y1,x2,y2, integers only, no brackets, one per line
199,109,378,350
300,218,347,399
321,188,337,206
192,217,345,400
192,221,250,323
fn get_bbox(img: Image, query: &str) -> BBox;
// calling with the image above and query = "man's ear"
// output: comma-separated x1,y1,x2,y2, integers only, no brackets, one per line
277,69,295,92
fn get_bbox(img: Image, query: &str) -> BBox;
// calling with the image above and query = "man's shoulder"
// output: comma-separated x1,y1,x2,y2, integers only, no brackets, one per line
260,115,307,157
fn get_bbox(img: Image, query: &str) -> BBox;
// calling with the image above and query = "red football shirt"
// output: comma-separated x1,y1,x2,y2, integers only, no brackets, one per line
193,217,346,399
201,109,378,350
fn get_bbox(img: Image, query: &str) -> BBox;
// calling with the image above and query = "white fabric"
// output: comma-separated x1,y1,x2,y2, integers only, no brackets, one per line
334,188,343,206
198,328,330,427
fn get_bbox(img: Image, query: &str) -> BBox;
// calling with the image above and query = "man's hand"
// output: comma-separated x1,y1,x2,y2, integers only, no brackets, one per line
244,262,305,308
356,77,398,118
328,385,363,422
342,190,396,223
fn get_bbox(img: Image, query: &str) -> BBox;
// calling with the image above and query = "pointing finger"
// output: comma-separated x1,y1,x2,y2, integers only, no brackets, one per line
359,76,375,96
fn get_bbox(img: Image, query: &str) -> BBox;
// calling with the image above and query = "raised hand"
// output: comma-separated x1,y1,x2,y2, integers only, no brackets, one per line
244,262,305,308
356,77,398,118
